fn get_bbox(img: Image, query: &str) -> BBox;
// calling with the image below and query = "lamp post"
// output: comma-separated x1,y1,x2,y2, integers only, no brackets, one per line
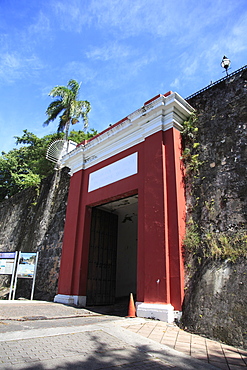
221,56,231,76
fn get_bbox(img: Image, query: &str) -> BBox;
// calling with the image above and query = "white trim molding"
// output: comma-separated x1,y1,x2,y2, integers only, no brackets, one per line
54,294,86,307
60,92,194,176
136,302,175,323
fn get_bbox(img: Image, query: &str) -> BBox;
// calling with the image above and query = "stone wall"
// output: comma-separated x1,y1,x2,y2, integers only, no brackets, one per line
182,68,247,348
0,168,70,301
182,259,247,349
187,68,247,233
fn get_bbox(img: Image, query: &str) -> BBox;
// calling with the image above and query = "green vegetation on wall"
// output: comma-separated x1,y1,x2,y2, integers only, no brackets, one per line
181,113,247,264
183,220,247,263
180,112,202,178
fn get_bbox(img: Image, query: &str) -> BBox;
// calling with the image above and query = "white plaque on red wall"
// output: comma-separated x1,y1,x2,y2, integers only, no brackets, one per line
88,152,138,192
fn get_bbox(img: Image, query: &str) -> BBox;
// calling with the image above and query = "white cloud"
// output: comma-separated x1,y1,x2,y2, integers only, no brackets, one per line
129,55,156,75
50,0,247,63
184,58,199,77
170,78,180,89
3,53,20,69
52,0,88,32
88,0,176,37
51,0,183,37
226,13,247,53
191,9,247,76
86,43,132,61
88,0,242,41
62,61,98,83
28,11,51,36
0,53,44,83
0,53,22,81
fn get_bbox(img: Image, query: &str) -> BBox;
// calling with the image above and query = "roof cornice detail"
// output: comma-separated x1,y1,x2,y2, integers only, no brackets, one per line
60,92,194,175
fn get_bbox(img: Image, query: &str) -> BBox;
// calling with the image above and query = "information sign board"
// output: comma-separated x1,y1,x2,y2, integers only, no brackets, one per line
0,252,17,275
17,253,37,279
13,252,39,300
0,252,18,300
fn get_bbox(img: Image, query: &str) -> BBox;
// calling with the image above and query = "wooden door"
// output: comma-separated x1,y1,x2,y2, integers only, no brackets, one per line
86,208,118,305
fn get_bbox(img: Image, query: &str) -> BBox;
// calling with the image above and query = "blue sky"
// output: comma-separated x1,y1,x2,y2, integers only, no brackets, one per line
0,0,246,153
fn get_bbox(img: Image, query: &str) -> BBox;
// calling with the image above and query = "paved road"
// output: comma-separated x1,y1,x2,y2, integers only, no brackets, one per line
0,315,115,334
0,301,219,369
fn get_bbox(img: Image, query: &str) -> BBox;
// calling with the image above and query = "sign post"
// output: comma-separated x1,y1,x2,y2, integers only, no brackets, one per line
13,252,39,300
31,252,39,300
0,252,18,300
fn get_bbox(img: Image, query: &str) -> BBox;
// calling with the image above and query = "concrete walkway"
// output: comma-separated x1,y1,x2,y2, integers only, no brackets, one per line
0,300,246,369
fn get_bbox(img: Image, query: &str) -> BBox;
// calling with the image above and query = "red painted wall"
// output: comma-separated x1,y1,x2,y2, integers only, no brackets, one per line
57,170,84,295
138,131,170,304
57,128,185,310
164,128,185,310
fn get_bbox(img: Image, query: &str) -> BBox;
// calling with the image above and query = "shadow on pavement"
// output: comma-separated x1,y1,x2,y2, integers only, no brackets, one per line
2,330,218,370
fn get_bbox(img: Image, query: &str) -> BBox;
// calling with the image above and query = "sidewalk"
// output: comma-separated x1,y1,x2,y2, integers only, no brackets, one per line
124,321,247,370
0,300,246,369
0,299,98,320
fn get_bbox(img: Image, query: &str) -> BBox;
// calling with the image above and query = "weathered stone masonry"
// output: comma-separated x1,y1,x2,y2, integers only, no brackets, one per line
0,168,70,301
187,68,247,233
182,68,247,349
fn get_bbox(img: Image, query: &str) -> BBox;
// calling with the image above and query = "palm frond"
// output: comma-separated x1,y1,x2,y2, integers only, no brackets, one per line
67,80,80,98
49,86,71,102
75,100,91,116
43,101,65,126
44,79,91,133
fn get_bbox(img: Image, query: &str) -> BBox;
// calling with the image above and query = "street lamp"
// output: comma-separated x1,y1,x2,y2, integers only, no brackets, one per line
221,56,231,76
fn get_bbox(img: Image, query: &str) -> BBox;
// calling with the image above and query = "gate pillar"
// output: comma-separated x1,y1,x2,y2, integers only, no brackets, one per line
136,127,185,322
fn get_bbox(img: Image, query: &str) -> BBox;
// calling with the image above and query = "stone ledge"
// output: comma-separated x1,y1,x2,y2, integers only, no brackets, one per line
136,302,176,323
54,294,86,307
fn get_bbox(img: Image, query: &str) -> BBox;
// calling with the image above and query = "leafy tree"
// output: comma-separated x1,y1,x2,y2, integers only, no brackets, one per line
0,146,38,200
44,79,91,140
68,128,98,143
0,129,97,202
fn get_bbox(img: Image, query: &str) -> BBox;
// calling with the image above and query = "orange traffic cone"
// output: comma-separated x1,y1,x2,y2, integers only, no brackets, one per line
126,293,136,318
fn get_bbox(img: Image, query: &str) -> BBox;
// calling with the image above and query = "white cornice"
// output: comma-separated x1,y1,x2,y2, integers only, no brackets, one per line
60,92,194,175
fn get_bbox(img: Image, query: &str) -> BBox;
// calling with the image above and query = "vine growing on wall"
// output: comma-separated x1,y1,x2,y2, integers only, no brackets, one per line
183,221,247,264
181,113,247,267
180,112,202,178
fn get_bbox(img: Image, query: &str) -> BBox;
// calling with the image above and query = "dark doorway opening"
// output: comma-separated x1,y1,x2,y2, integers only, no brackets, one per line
86,207,118,306
86,195,138,315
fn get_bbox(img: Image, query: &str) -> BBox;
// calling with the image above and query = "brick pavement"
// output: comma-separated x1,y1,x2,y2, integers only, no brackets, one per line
0,328,190,369
124,321,247,370
0,318,219,369
0,301,245,369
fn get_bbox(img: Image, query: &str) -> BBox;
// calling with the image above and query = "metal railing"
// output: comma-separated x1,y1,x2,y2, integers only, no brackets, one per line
185,64,247,101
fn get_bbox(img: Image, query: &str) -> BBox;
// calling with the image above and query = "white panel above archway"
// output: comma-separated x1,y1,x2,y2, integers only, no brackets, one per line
88,152,138,192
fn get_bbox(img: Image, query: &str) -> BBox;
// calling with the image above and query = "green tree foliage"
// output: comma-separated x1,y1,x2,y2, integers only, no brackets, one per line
44,79,91,140
0,129,97,202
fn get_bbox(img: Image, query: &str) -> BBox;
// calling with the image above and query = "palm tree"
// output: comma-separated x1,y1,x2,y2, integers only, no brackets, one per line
44,79,91,142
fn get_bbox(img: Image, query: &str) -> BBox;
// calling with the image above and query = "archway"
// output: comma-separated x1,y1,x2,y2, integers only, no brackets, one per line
86,195,138,306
